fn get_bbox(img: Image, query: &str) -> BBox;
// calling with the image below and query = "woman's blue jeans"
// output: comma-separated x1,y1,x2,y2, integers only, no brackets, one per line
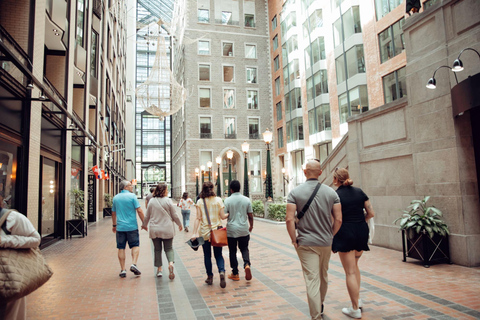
181,210,190,227
202,240,225,276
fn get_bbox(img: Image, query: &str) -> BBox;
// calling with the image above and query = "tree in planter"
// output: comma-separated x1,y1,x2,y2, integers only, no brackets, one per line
394,196,450,267
103,193,113,217
67,188,87,238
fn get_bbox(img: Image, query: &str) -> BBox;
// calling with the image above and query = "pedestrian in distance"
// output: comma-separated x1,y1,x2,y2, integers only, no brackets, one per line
142,183,182,279
191,181,229,288
0,197,42,320
332,168,375,319
145,187,155,209
286,159,342,320
223,180,254,281
112,180,145,278
177,192,194,232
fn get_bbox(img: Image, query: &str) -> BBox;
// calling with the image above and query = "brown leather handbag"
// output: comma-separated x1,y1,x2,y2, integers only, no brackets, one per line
203,198,228,247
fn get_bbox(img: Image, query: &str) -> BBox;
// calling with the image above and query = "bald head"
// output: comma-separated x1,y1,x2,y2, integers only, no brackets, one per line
304,160,322,179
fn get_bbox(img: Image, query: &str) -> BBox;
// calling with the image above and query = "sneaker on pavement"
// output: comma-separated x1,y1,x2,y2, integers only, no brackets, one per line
245,265,252,281
219,272,226,288
156,271,162,277
130,264,141,276
358,299,363,310
185,227,189,232
119,270,127,278
168,265,175,280
342,307,362,319
228,273,240,281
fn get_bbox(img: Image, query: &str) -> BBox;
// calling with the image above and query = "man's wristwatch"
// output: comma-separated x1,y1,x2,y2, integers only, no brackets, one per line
113,225,117,227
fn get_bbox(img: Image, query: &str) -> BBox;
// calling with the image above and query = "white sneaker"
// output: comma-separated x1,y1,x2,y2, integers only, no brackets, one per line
358,299,363,309
156,271,162,277
342,307,362,319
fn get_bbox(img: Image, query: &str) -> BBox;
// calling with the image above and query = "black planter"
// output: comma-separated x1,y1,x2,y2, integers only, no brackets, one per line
66,219,87,238
103,207,112,218
402,229,450,267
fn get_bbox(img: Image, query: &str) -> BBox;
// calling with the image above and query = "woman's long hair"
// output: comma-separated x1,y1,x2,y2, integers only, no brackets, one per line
199,181,216,199
333,168,353,186
182,192,188,200
153,183,168,197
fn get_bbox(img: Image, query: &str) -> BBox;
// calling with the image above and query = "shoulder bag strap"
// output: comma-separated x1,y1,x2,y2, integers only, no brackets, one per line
0,209,12,235
297,183,321,220
203,198,213,232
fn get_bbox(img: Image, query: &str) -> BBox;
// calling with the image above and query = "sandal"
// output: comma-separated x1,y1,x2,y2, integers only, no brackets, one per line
168,265,175,280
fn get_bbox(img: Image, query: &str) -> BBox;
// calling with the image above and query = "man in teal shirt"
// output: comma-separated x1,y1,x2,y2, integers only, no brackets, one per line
224,180,254,281
112,180,145,278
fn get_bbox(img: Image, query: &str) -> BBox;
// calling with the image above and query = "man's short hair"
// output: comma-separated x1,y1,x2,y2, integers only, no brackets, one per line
119,180,131,190
230,180,241,193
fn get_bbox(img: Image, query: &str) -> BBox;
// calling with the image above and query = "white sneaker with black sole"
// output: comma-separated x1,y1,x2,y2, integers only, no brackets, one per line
119,270,127,278
130,264,141,276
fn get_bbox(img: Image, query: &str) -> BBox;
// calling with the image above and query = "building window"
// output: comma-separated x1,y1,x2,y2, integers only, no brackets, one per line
288,59,300,83
247,90,258,109
339,85,369,124
274,55,280,71
303,9,323,39
199,64,210,81
305,37,326,67
281,11,296,38
276,101,282,121
224,117,236,138
383,66,406,103
222,11,232,25
246,67,257,83
245,44,257,59
200,117,212,138
198,40,210,55
91,31,98,78
333,6,361,47
375,0,404,20
275,77,280,96
273,35,278,51
248,118,260,139
272,15,277,30
224,89,235,109
379,18,405,63
308,103,331,134
76,0,85,47
277,127,284,148
199,88,211,108
223,65,234,82
306,70,328,101
335,45,365,84
245,14,255,27
249,151,262,192
285,87,302,113
287,117,304,143
200,151,213,168
198,9,209,23
223,42,233,56
293,150,305,186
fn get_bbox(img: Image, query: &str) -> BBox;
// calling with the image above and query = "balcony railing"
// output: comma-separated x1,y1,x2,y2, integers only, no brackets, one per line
225,133,237,139
249,133,260,139
200,132,212,139
215,19,239,26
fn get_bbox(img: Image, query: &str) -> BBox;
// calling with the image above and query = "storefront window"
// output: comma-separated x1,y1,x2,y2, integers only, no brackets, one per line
0,140,17,210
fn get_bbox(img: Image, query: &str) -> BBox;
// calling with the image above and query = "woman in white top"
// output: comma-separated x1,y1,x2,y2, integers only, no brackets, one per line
141,184,182,279
177,192,194,232
0,204,41,320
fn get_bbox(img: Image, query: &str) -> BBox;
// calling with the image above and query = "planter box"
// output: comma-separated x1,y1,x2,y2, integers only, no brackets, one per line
103,207,112,218
402,229,450,267
66,219,87,238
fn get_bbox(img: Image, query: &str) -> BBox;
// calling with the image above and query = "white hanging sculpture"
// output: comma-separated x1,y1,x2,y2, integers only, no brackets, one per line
135,21,186,120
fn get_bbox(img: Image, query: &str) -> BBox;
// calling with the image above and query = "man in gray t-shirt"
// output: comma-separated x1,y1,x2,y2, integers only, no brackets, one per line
286,160,342,320
224,180,254,282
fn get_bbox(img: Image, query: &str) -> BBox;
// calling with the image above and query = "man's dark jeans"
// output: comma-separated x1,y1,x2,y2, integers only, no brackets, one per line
227,235,250,275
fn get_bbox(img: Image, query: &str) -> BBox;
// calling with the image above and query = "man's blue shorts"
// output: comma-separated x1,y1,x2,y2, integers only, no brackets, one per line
116,230,140,249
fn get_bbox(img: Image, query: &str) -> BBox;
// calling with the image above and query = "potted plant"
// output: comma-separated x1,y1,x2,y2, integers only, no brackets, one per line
67,188,87,238
103,193,113,218
394,196,450,267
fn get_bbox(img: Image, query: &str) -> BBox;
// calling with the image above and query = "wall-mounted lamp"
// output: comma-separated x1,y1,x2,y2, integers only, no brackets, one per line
39,90,47,101
26,82,34,90
452,48,480,72
426,65,458,89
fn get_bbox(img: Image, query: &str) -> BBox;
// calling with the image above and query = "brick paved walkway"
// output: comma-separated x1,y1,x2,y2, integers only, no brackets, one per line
27,201,480,319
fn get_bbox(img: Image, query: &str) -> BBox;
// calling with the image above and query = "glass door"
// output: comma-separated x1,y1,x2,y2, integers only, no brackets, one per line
41,158,57,237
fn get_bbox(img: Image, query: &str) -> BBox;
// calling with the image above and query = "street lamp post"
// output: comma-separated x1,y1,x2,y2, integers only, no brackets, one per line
227,149,234,196
207,161,212,181
263,129,273,200
241,141,250,197
201,165,205,185
216,156,221,196
195,167,199,197
281,167,288,197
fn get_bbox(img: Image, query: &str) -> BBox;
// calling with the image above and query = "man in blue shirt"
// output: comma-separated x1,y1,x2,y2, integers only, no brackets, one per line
112,180,145,278
224,180,254,281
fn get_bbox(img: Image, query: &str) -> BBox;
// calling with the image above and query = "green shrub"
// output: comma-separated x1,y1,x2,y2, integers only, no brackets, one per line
71,188,85,219
268,203,286,221
104,193,113,207
252,200,264,218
